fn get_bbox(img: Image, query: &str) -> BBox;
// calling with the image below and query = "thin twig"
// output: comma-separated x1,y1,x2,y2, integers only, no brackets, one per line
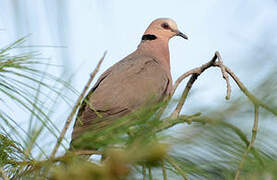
165,156,189,180
158,115,247,143
15,150,102,169
13,149,102,179
161,159,167,180
157,113,201,132
148,167,152,180
165,51,269,179
215,51,231,100
0,134,25,155
156,114,263,165
155,98,172,120
171,69,198,96
171,53,217,96
170,53,217,118
50,52,107,159
142,165,146,180
0,167,9,180
170,74,198,119
234,105,259,180
72,150,103,156
214,63,277,116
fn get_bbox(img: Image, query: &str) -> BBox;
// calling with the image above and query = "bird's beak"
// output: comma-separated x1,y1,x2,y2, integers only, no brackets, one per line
172,29,188,40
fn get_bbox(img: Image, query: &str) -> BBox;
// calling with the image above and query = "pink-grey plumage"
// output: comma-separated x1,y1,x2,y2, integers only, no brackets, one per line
71,18,188,149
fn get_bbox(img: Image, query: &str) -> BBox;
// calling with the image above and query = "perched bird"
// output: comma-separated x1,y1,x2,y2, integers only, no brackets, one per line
71,18,188,149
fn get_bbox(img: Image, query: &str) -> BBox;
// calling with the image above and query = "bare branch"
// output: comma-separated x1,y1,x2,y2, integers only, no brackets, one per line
160,51,274,180
170,51,276,124
50,52,107,159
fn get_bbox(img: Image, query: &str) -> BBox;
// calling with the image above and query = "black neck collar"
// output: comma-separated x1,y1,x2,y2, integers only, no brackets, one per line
141,34,157,41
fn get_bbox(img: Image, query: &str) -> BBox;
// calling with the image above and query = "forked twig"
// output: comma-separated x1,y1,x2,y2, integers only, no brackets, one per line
170,51,276,119
50,52,107,159
164,51,271,179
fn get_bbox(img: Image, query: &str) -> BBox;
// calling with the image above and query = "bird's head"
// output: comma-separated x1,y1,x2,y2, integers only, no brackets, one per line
143,18,188,41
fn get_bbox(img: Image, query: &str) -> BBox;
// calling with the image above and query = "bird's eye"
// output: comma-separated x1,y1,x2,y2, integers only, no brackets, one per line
161,23,170,29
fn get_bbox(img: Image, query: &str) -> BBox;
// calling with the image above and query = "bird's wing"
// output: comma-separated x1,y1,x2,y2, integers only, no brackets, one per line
71,56,170,141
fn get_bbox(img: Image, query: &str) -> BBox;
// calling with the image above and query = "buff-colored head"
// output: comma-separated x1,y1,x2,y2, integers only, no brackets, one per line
143,18,188,40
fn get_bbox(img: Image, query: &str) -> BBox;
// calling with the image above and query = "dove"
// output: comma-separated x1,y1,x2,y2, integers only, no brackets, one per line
70,18,188,149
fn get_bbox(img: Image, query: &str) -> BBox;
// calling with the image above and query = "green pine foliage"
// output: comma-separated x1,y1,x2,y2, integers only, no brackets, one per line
1,38,277,180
